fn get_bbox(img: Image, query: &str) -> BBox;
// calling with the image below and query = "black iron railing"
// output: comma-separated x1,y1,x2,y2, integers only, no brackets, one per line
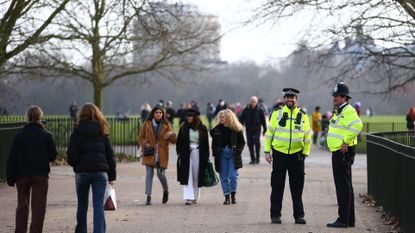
0,123,25,182
366,131,415,233
0,116,141,156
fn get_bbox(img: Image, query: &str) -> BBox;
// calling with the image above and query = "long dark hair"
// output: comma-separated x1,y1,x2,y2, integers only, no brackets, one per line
147,106,169,124
188,115,202,130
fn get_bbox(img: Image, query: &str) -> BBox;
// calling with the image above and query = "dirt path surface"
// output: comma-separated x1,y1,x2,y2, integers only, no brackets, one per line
0,147,390,233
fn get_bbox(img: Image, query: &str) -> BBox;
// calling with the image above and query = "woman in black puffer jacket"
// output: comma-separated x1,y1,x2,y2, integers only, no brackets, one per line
210,109,245,205
67,103,116,233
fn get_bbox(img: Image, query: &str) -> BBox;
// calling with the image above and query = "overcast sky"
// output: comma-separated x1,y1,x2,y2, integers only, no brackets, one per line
182,0,307,64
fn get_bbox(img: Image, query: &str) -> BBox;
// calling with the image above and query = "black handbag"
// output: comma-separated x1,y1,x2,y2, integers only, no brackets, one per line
203,161,219,187
143,146,155,156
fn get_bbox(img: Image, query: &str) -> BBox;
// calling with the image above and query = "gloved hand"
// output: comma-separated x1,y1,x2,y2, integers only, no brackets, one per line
297,153,306,162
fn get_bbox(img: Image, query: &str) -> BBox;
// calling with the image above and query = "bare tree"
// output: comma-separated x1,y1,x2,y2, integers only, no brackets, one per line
11,0,221,109
0,0,70,68
254,0,415,94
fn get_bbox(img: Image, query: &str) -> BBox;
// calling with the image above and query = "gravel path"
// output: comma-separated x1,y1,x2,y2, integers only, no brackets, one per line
0,147,390,233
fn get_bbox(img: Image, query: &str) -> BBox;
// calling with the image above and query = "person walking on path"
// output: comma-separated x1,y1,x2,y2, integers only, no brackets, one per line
239,96,267,164
140,103,151,123
7,105,57,233
264,88,311,225
406,106,415,131
210,109,245,205
67,103,117,233
326,82,362,228
176,109,209,205
69,101,79,122
311,106,322,145
138,106,177,205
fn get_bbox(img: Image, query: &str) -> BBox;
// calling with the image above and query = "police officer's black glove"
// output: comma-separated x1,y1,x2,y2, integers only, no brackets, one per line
297,153,306,162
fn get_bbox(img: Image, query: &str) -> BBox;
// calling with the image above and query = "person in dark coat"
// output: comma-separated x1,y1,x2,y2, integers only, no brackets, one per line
406,107,415,131
239,96,267,164
7,105,57,233
176,109,209,205
67,103,117,233
165,100,176,125
210,109,245,205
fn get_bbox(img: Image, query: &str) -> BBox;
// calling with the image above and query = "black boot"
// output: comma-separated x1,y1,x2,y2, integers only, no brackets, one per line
162,191,169,204
146,195,152,205
223,194,230,205
231,192,237,204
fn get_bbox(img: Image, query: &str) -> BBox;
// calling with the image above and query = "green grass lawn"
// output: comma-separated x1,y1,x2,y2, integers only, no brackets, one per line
1,114,408,154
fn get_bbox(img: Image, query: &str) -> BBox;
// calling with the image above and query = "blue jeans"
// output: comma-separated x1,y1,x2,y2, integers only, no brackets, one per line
220,148,238,195
75,172,108,233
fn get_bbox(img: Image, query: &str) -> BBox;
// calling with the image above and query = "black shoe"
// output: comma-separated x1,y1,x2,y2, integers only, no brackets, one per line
327,221,348,228
348,223,355,227
223,195,230,205
255,160,260,164
295,217,306,224
271,217,281,224
162,191,169,204
231,192,237,204
249,161,255,165
146,195,152,205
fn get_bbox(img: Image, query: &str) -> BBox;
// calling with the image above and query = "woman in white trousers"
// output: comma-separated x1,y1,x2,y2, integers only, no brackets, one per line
176,109,210,205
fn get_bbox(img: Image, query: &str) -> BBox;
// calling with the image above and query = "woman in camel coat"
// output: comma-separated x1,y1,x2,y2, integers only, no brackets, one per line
138,106,177,205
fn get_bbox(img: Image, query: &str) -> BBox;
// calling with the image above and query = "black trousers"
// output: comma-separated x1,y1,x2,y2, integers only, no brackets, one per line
331,149,355,225
270,150,305,219
246,129,261,163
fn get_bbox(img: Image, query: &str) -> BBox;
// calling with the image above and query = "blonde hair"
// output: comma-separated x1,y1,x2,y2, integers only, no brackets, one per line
217,109,243,132
26,105,44,123
78,103,109,135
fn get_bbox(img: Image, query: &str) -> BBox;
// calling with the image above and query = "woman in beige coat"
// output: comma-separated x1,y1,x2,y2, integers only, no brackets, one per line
138,106,177,205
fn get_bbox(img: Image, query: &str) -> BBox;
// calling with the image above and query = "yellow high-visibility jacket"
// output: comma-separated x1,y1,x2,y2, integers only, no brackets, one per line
327,103,362,152
264,105,311,156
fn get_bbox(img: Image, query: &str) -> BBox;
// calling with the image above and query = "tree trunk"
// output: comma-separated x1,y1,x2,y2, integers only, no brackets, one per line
93,83,103,110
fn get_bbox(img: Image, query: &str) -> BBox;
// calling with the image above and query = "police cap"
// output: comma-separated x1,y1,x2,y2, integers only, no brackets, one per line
282,88,300,97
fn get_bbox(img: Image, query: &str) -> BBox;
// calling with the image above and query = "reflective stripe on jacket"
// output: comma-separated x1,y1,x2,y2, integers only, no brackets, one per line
327,103,363,152
264,105,311,156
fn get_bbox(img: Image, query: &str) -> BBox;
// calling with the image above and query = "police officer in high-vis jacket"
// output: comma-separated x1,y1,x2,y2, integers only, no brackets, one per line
326,82,362,228
264,88,311,225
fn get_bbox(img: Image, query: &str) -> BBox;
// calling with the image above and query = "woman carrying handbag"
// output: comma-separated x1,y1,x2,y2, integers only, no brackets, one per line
138,106,177,205
67,103,117,233
176,109,210,205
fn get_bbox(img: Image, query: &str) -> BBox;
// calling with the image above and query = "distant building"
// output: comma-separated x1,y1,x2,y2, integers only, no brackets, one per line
132,2,222,66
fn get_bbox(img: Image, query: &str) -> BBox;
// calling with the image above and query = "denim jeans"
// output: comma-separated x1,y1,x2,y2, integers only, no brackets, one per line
145,165,168,195
75,172,108,233
220,148,238,195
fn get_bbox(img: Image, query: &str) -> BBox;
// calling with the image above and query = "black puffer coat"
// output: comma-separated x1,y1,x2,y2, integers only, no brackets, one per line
67,121,116,181
210,124,245,173
7,122,57,186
